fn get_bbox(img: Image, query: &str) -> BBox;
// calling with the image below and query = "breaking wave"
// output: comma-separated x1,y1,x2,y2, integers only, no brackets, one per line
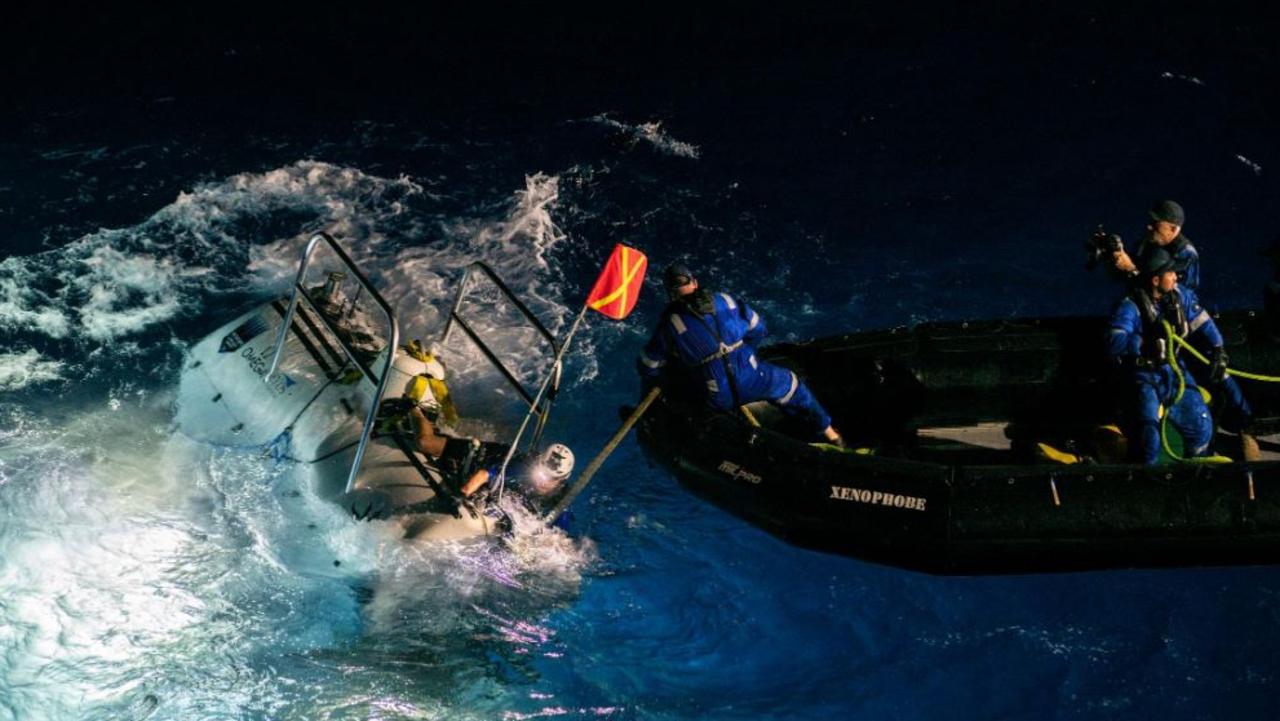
0,349,64,390
0,161,420,343
0,161,587,389
588,115,702,159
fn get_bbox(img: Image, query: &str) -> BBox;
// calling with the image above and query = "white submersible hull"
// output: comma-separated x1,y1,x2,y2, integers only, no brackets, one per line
175,234,495,541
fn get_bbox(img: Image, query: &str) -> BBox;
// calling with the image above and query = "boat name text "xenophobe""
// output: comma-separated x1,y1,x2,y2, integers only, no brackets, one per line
829,486,927,511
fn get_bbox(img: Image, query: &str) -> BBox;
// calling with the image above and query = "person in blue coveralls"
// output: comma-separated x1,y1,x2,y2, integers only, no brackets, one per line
637,263,844,446
1111,200,1201,290
1108,200,1258,456
1107,247,1258,463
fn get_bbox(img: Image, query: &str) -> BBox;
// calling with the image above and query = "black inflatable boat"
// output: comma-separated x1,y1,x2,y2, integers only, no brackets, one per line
635,310,1280,574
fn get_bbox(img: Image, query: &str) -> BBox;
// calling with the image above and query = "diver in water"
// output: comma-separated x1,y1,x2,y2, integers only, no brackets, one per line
407,404,505,493
380,339,579,503
454,441,575,502
1107,247,1256,463
360,391,572,529
407,403,575,534
377,342,511,501
637,263,843,445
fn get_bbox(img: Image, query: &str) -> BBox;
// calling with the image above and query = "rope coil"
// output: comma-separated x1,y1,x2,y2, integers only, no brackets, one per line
1157,319,1276,464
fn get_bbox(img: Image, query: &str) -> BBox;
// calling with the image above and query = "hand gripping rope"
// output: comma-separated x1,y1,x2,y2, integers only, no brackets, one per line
1159,319,1280,464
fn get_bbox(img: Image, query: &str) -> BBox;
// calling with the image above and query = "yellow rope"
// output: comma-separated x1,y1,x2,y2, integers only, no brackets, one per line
1165,329,1280,383
1159,321,1233,465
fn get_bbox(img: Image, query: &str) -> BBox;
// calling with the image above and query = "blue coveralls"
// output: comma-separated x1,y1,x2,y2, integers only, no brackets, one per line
638,291,833,437
1108,284,1244,464
1133,235,1251,431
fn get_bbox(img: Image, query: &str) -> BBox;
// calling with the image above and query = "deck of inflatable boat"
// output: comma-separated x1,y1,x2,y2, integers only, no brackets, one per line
915,423,1280,463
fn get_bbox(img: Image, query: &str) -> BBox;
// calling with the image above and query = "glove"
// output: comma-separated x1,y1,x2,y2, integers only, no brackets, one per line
1210,348,1230,384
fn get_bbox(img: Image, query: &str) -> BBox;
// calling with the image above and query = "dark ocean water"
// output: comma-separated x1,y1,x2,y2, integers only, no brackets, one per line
3,4,1280,719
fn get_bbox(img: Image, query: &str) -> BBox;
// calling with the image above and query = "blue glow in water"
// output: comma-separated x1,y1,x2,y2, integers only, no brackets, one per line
4,13,1280,714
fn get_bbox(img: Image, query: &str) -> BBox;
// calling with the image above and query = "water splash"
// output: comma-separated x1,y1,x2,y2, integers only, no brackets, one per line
0,387,594,719
380,171,569,341
588,115,701,159
0,161,423,344
1160,71,1205,87
0,349,64,390
1236,154,1263,176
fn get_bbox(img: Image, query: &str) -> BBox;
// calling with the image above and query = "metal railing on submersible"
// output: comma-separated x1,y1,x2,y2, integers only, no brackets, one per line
440,262,561,453
264,232,400,494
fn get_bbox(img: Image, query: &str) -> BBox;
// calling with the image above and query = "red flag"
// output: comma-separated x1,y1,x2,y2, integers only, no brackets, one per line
585,244,648,320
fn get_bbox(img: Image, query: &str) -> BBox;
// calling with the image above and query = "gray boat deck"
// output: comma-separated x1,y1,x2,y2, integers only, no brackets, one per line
918,423,1280,463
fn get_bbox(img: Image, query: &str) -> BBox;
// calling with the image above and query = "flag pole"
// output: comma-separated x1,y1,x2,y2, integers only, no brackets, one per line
493,301,590,501
491,243,646,503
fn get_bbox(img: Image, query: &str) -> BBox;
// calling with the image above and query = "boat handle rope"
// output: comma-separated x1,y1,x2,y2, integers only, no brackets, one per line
1159,319,1280,465
1164,322,1280,383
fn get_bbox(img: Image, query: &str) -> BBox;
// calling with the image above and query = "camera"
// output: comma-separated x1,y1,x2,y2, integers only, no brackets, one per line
1085,227,1124,270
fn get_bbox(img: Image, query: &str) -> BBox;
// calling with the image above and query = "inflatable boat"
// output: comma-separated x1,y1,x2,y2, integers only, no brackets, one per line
635,312,1280,574
176,233,564,541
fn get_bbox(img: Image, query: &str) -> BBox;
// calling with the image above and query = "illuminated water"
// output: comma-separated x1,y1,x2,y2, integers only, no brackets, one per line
4,6,1280,719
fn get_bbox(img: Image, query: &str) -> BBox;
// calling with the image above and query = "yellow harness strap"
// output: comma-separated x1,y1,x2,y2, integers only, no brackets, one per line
404,340,431,362
429,377,458,425
399,341,457,424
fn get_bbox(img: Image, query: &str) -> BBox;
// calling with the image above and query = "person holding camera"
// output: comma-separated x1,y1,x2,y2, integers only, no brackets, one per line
1107,200,1200,289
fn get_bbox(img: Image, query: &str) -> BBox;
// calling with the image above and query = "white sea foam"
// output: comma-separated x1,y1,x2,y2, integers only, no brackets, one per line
0,161,431,347
71,245,188,341
372,170,591,405
363,498,593,636
379,171,568,337
0,392,592,719
1160,71,1205,87
1236,154,1263,175
0,261,73,338
0,350,65,390
588,114,701,159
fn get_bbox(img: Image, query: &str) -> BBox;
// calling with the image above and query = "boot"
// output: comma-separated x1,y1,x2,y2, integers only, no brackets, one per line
821,426,845,448
1241,433,1262,462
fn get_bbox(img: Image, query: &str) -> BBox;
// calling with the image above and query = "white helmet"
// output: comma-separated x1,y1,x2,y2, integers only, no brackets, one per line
540,443,575,481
